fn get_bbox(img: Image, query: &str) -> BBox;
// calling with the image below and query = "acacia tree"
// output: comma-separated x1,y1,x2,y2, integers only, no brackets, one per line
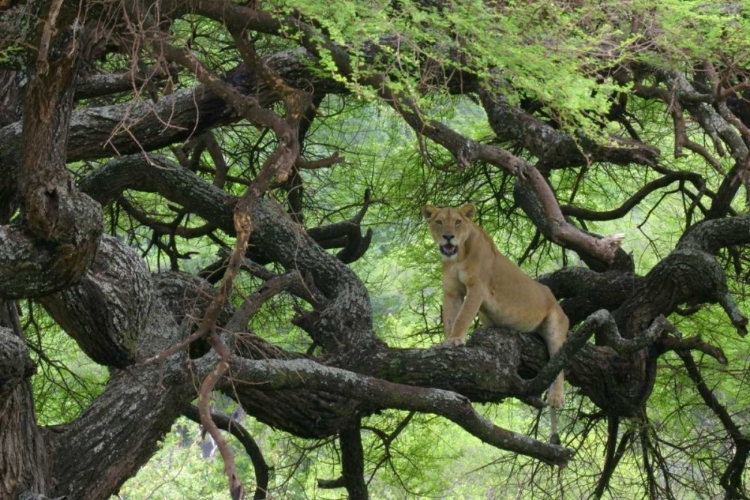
1,0,750,498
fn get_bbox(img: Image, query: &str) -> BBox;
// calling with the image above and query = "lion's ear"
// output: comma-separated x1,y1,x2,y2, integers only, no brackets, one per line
421,204,438,220
459,203,475,220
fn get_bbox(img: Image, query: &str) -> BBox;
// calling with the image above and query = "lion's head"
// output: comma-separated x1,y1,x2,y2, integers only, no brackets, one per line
421,203,476,259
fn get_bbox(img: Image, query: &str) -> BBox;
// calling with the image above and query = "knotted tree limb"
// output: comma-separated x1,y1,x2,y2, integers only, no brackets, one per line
0,3,102,299
46,273,196,500
40,236,153,368
538,267,640,324
0,326,36,409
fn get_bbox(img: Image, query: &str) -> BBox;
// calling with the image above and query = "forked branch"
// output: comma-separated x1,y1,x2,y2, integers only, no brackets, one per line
524,310,668,396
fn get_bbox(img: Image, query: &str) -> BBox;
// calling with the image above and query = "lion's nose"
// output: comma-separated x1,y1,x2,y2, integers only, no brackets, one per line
443,234,454,242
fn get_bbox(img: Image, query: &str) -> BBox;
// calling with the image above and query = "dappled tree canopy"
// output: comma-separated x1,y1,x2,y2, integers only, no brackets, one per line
2,0,750,498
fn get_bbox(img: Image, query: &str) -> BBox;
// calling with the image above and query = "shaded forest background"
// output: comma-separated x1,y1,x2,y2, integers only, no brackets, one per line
1,0,750,499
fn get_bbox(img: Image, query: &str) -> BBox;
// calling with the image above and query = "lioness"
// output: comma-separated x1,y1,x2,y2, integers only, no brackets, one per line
422,203,569,443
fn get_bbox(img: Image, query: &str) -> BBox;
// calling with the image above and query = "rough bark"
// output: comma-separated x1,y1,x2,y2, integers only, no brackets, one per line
340,420,368,500
47,304,192,500
0,304,48,499
39,236,153,368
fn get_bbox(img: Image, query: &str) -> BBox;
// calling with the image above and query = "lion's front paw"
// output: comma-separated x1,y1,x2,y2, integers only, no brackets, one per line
442,337,467,347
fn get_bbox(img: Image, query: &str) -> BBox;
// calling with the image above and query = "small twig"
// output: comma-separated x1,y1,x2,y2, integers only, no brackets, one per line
297,151,345,169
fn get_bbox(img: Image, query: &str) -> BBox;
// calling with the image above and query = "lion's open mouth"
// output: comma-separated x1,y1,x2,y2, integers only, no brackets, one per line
439,244,458,257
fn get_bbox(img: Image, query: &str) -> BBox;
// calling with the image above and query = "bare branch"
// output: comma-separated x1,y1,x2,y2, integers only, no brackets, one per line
339,420,368,500
225,271,302,333
561,172,705,222
676,350,750,497
659,336,727,365
183,405,269,500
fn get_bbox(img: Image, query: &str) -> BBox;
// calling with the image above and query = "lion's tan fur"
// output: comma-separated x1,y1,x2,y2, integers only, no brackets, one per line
422,203,568,424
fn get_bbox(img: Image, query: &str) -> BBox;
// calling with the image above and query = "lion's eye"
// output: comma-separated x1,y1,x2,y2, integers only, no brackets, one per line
455,219,462,225
436,220,442,225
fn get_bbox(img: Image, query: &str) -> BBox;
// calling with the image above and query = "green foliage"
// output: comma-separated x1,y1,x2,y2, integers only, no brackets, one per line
0,45,24,67
115,417,237,499
24,302,107,425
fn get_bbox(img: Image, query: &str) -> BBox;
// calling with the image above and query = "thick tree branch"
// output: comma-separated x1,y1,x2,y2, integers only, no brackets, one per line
0,326,36,409
250,199,374,351
523,310,667,396
513,168,625,265
224,357,574,466
79,153,371,265
0,8,102,300
48,273,194,500
74,65,171,100
39,236,153,367
538,268,640,324
478,89,660,171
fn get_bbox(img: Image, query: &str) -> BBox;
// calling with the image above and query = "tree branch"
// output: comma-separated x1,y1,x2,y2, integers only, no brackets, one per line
339,419,368,500
226,357,574,466
183,405,270,500
561,172,705,222
592,417,634,499
676,350,750,498
659,336,727,365
478,89,660,171
0,327,36,409
523,310,667,396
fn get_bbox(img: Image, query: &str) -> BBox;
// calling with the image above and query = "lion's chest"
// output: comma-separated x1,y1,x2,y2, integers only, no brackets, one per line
444,263,484,300
444,263,474,291
456,268,469,285
446,259,543,333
